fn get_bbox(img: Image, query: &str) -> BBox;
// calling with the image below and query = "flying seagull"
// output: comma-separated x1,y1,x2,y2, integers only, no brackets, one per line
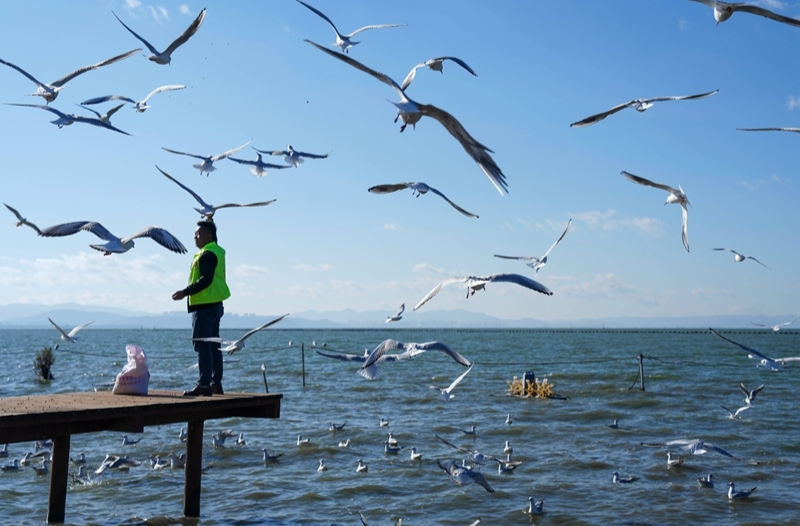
316,348,409,376
47,318,94,343
112,8,207,65
254,145,329,168
750,317,799,332
78,103,125,124
709,328,800,371
570,90,718,128
495,219,572,272
686,0,800,27
369,182,479,218
157,166,276,219
162,140,251,175
305,39,508,196
296,0,405,54
401,57,477,91
3,203,41,234
0,49,140,104
738,127,800,134
436,459,495,493
741,382,764,407
359,339,472,380
386,303,404,323
713,248,769,269
414,273,553,311
5,103,131,135
39,221,186,255
622,170,690,252
424,363,474,401
192,314,290,354
228,152,293,177
80,85,185,113
720,404,750,419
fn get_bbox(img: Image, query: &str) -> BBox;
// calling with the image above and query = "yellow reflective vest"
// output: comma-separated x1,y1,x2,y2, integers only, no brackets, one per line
188,242,231,306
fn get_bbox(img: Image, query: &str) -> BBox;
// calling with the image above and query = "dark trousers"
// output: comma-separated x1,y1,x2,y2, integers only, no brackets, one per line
191,303,224,387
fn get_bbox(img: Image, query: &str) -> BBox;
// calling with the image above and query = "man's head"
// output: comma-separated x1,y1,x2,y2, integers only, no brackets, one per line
194,220,217,249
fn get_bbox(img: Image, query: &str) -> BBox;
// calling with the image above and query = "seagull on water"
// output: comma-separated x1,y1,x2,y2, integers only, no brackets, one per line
713,248,769,269
211,433,226,449
504,441,513,455
191,314,290,354
384,441,403,454
0,49,140,103
317,459,327,472
297,435,310,446
667,452,684,468
0,445,7,458
113,8,206,65
741,382,765,407
385,303,405,323
338,439,351,448
750,317,799,332
262,448,284,462
461,426,477,436
81,85,185,113
158,166,276,220
369,182,479,218
5,103,131,135
359,513,403,526
612,471,639,483
39,221,186,255
47,317,93,343
414,273,553,311
379,418,389,427
19,453,33,466
727,481,758,499
163,140,251,176
356,459,368,472
32,459,51,475
387,433,398,447
254,145,329,168
622,170,690,252
495,219,571,272
296,0,405,54
710,328,800,371
607,419,619,429
570,90,718,128
424,364,474,402
641,437,758,464
95,455,141,474
525,497,544,515
306,39,508,196
495,458,519,475
505,414,512,425
720,404,750,419
329,422,347,432
122,435,141,446
401,57,477,92
502,453,523,469
687,0,800,27
228,152,293,177
409,447,423,461
698,474,714,488
437,459,495,493
4,203,42,234
1,460,20,472
236,433,246,446
179,428,187,442
358,339,472,380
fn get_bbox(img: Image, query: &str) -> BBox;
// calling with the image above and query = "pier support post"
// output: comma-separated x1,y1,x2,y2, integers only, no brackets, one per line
47,434,70,524
637,353,645,391
184,420,204,518
301,342,306,387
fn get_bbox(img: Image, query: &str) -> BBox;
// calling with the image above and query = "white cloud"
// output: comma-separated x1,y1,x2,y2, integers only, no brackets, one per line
788,96,800,110
179,4,190,15
573,210,662,236
413,263,446,275
383,223,398,231
125,0,142,8
293,263,334,272
232,264,269,277
557,273,654,304
754,0,787,9
148,5,169,22
678,17,687,30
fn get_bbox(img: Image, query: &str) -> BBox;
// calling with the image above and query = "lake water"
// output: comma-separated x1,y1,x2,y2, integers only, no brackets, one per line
0,328,798,526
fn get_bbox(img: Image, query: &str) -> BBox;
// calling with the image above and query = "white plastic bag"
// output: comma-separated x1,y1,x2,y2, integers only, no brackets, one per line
112,344,150,395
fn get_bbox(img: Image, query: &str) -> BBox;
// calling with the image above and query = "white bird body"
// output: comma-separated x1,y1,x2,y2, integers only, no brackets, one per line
713,248,769,269
95,455,141,474
622,171,690,252
710,328,800,371
356,459,368,472
296,0,405,53
425,364,474,401
526,497,544,515
667,452,684,467
47,317,94,343
254,145,329,168
32,459,51,475
113,8,206,65
414,273,553,311
81,85,185,112
387,433,398,447
607,419,619,429
39,221,186,256
369,182,479,218
236,433,246,446
228,152,293,177
317,459,327,472
571,90,718,127
727,481,758,499
384,441,403,454
191,314,289,354
122,435,140,446
720,404,750,419
687,0,800,26
4,203,42,234
379,418,389,427
495,219,571,272
409,447,422,461
740,382,765,407
386,303,405,323
297,435,310,446
504,441,513,455
163,140,251,175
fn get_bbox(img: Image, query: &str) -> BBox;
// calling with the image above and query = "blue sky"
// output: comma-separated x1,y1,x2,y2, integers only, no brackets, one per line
0,0,798,322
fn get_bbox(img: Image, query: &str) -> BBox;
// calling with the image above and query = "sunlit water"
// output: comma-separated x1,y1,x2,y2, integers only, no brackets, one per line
0,328,798,526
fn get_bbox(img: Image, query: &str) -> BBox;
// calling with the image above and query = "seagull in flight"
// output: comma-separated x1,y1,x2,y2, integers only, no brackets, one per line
386,303,404,323
254,145,329,168
641,437,758,464
47,318,94,343
4,203,41,234
622,170,690,252
369,182,479,218
113,8,207,65
0,49,140,104
495,219,572,272
78,103,125,124
228,152,293,177
81,85,185,113
163,141,251,175
359,339,472,380
570,90,718,128
686,0,800,27
192,314,289,354
741,382,764,407
296,0,405,54
750,317,799,332
720,404,750,419
400,56,477,91
437,459,495,493
5,103,131,135
157,166,276,219
727,481,758,499
709,328,800,371
39,221,186,255
424,364,474,401
738,127,800,134
713,248,769,269
306,39,508,196
414,273,553,311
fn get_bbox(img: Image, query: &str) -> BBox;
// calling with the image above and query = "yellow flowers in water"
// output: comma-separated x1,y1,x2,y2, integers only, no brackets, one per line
507,376,554,398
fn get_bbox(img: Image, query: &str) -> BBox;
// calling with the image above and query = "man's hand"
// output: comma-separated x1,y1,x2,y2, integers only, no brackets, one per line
172,290,187,301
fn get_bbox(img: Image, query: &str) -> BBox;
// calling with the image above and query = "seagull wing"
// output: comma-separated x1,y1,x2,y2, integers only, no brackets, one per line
406,341,472,367
570,100,636,128
253,148,290,157
156,165,212,208
211,140,252,162
776,317,800,328
444,363,474,394
141,84,186,103
621,170,680,194
112,11,161,55
738,127,800,133
643,89,719,104
484,273,553,296
703,441,753,463
316,349,368,363
212,200,277,211
40,221,116,241
494,254,537,261
775,356,800,364
50,48,141,87
359,513,370,526
3,203,23,222
237,313,290,342
47,317,71,339
432,56,478,76
162,8,207,56
426,185,479,218
709,328,773,362
745,256,770,270
123,226,187,254
80,95,136,105
71,115,131,135
737,5,800,26
67,320,95,338
540,218,572,260
394,303,405,317
5,103,68,118
400,63,426,91
345,23,407,38
714,247,740,256
402,56,477,90
296,0,344,39
434,435,471,456
292,149,329,159
162,147,208,161
0,58,50,89
681,202,689,252
413,277,468,311
362,339,404,369
103,104,126,120
368,183,410,194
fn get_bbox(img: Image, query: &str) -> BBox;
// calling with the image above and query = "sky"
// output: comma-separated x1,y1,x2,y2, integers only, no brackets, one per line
0,0,798,323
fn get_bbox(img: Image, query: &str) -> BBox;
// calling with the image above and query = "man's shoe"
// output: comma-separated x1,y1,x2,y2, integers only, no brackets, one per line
182,384,212,397
211,383,224,395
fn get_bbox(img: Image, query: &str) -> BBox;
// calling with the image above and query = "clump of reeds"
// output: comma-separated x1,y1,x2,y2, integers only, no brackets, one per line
34,346,55,380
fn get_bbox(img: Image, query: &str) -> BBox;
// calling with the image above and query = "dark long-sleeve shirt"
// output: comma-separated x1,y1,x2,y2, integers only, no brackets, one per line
184,251,218,312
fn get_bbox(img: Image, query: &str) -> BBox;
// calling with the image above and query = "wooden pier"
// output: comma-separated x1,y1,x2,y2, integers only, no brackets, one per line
0,390,281,523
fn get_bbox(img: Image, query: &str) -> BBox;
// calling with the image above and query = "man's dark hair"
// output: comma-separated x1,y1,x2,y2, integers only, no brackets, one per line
197,220,217,241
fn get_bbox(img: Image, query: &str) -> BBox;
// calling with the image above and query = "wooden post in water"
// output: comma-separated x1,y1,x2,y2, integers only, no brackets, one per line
301,342,306,387
47,434,70,524
261,363,269,393
184,420,204,517
637,353,645,391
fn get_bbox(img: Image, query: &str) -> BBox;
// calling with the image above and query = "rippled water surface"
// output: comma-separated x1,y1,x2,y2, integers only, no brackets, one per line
1,328,798,526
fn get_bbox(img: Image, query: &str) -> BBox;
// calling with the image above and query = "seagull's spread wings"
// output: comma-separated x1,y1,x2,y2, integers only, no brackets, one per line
401,56,477,91
0,58,50,89
368,183,410,194
305,39,405,96
621,171,680,195
291,149,328,159
67,321,95,338
40,221,117,242
157,166,212,208
142,84,186,103
393,304,405,318
211,141,252,162
738,127,800,133
236,314,291,343
124,226,187,254
3,203,42,234
163,9,207,56
425,186,479,218
50,49,141,87
681,202,690,253
47,317,70,339
316,349,368,363
414,277,469,311
212,200,277,211
736,4,800,26
720,404,750,418
643,89,719,104
541,218,572,260
570,100,637,128
395,341,472,367
709,328,774,363
443,363,474,394
296,0,343,37
162,147,208,161
346,23,406,38
113,11,160,55
80,95,136,105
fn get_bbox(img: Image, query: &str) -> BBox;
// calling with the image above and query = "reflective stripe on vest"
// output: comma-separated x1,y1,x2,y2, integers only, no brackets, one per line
188,241,231,306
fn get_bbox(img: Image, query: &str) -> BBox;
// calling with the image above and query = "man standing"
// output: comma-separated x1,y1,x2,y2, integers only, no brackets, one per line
172,221,230,396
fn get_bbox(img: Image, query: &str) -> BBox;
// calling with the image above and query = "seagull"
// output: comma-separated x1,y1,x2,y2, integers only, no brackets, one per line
384,441,403,454
338,439,351,448
622,170,690,252
112,8,206,65
317,459,327,472
461,426,477,436
5,103,131,135
179,428,187,442
1,460,20,472
359,339,472,380
70,454,86,465
228,152,293,177
19,452,33,466
424,364,474,401
47,318,94,343
305,39,508,196
4,203,42,234
81,85,185,113
505,414,512,425
162,140,251,175
0,49,140,104
167,452,186,468
356,459,368,472
400,57,477,92
211,433,226,449
69,465,90,485
191,314,290,354
720,404,750,419
710,328,800,371
95,455,141,474
122,435,141,446
409,447,423,461
236,433,246,446
641,437,758,464
368,182,479,218
329,422,347,432
78,103,125,124
297,435,310,446
39,221,186,255
504,441,513,455
157,166,277,219
414,273,553,311
750,317,800,332
495,219,572,272
606,419,619,429
32,459,51,475
262,448,284,462
379,418,389,427
296,0,405,54
727,481,758,500
386,303,405,323
0,445,7,458
713,248,769,269
698,474,714,488
434,434,498,465
738,127,800,134
667,452,684,468
387,433,398,447
436,459,495,493
570,90,718,128
359,513,403,526
612,471,639,484
254,145,329,168
741,382,765,407
686,0,800,27
502,453,523,469
525,497,544,515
